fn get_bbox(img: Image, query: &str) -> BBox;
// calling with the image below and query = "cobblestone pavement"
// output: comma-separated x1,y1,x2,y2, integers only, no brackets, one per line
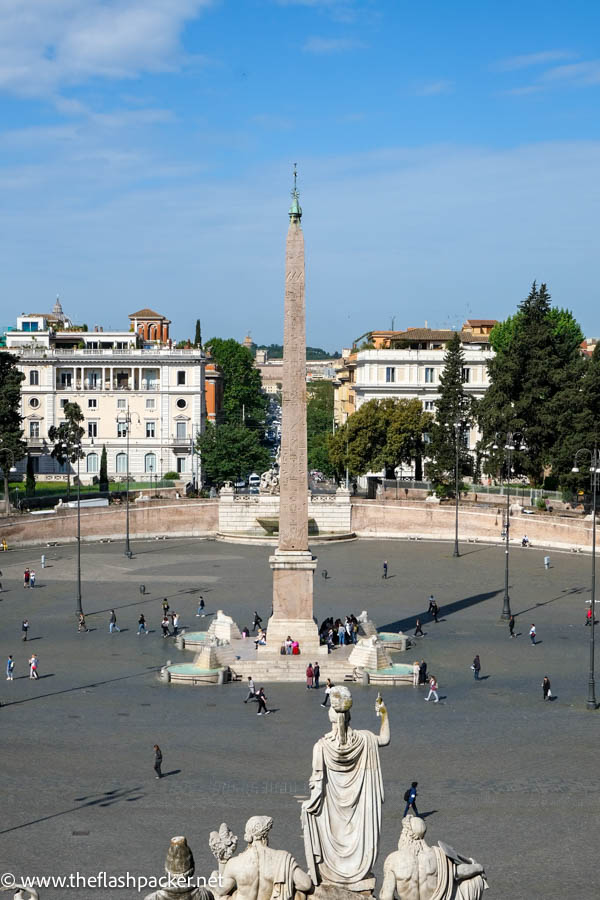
0,537,597,898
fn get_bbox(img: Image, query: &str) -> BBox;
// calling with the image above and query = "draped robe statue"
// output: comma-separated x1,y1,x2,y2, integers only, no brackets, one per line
301,687,390,892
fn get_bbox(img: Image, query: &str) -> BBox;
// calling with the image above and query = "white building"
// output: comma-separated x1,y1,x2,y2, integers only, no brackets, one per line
4,304,207,485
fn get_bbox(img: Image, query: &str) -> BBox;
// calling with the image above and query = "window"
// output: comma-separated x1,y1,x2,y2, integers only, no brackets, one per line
424,368,435,383
88,422,98,438
176,421,187,439
176,398,187,409
117,399,126,409
29,397,40,409
60,398,68,409
385,367,396,383
29,371,39,386
86,453,99,473
176,456,186,473
117,422,128,438
29,421,40,438
146,398,155,409
88,372,99,388
177,370,186,385
146,421,156,438
115,452,128,473
145,452,157,473
462,368,471,383
88,398,97,409
423,401,435,411
60,372,72,388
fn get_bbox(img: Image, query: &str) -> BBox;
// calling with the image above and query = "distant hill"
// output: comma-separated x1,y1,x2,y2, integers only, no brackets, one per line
254,343,340,360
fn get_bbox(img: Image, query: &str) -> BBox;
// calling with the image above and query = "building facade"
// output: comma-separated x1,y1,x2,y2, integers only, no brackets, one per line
4,305,215,485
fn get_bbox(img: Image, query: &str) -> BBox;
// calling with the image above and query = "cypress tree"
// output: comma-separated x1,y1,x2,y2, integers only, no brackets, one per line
25,455,36,497
99,444,109,492
194,319,202,348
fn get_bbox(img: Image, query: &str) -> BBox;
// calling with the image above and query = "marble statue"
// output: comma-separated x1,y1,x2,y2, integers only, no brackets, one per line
209,823,238,876
301,687,390,892
214,815,312,900
144,835,214,900
259,469,280,494
379,817,488,900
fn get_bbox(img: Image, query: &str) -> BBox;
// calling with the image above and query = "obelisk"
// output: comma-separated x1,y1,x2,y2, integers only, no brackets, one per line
265,169,321,656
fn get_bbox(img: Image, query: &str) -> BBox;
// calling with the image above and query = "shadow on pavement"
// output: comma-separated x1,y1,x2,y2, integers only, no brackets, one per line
0,786,145,835
2,667,161,707
381,589,502,632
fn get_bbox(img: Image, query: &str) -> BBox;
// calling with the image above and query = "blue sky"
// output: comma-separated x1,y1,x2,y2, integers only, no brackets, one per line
1,0,599,349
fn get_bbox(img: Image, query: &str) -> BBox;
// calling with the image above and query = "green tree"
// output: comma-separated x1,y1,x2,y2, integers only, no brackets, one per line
328,399,432,479
194,319,202,348
25,455,36,497
490,306,583,354
48,402,85,497
307,381,335,476
99,444,109,492
425,333,474,490
205,337,267,426
478,282,585,485
0,352,26,514
197,423,271,485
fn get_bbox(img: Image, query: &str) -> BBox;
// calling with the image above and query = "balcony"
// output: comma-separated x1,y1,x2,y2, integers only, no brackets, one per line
171,434,191,451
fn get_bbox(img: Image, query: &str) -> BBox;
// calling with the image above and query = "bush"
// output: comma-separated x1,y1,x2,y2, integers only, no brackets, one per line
536,496,547,510
163,471,179,480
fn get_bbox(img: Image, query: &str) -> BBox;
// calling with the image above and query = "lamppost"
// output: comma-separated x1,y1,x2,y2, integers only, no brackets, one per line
116,407,140,558
492,430,524,620
453,421,461,558
76,443,82,615
572,446,599,710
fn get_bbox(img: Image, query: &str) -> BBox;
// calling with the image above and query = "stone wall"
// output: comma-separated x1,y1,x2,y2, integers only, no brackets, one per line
0,498,218,548
218,488,353,537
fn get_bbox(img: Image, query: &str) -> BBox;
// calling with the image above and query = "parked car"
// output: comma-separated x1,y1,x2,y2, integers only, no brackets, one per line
248,473,261,488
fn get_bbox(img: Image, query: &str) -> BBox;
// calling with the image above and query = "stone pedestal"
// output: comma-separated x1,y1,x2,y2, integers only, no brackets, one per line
262,549,322,655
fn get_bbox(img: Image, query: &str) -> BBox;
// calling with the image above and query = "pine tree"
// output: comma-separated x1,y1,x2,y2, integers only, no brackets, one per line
194,319,202,348
0,352,26,514
425,333,473,491
25,455,36,497
99,444,109,492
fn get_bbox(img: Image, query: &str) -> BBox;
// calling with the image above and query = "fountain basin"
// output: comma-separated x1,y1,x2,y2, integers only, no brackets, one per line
365,663,414,685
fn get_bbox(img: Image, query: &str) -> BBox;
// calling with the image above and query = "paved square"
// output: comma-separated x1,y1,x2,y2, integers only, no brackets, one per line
0,537,597,898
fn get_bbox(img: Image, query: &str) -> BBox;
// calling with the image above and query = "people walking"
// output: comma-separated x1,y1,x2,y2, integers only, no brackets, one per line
153,744,163,779
414,618,424,637
306,663,314,690
109,610,120,633
161,616,170,638
509,615,516,638
427,596,436,616
23,568,30,588
586,608,593,627
138,614,147,635
403,782,419,817
22,619,29,641
472,655,481,680
6,655,14,681
321,678,333,707
431,601,439,623
382,560,388,579
196,596,205,617
313,662,320,690
412,660,420,687
162,598,170,617
243,676,256,703
338,623,345,646
424,675,439,702
29,654,39,679
30,570,36,588
542,676,552,701
529,624,536,645
256,687,271,715
418,660,428,685
78,612,89,633
172,612,180,636
252,611,262,633
41,554,46,569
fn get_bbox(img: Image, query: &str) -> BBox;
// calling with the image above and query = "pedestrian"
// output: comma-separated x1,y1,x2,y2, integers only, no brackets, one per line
6,655,14,681
542,676,552,701
29,654,39,679
153,744,163,779
427,595,435,616
252,611,262,633
403,782,419,817
138,614,147,635
256,687,271,715
23,568,30,588
382,560,388,579
196,595,205,617
22,619,29,641
172,612,179,636
529,624,536,645
544,555,550,570
161,616,170,638
522,534,529,548
41,553,46,569
313,662,320,689
285,635,293,655
243,676,256,703
321,678,333,707
586,608,592,627
472,654,481,680
162,598,170,616
306,663,314,690
418,659,427,685
0,568,3,592
414,618,424,637
509,615,516,638
424,675,439,702
78,612,89,633
338,623,345,646
412,660,420,687
431,601,439,623
109,610,120,633
30,570,36,588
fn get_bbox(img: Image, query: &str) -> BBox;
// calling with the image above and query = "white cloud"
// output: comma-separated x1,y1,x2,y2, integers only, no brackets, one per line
0,0,212,96
302,35,365,53
494,50,577,71
415,80,454,96
541,60,600,85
